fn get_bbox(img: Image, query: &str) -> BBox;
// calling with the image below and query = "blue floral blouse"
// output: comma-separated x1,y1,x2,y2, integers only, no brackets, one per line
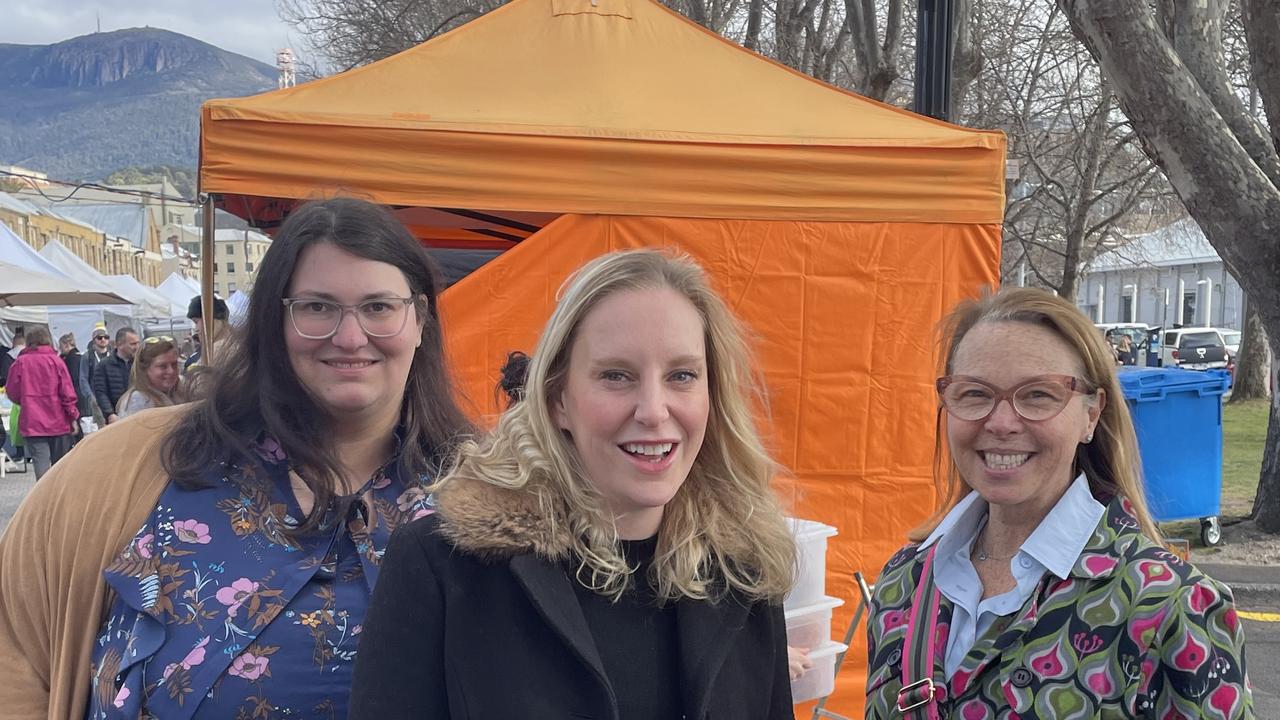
86,435,437,719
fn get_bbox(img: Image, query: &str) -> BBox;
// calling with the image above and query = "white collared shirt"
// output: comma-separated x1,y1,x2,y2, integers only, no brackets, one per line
918,473,1104,678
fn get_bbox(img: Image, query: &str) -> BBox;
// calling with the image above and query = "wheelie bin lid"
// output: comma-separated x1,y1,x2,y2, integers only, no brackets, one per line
1117,367,1232,402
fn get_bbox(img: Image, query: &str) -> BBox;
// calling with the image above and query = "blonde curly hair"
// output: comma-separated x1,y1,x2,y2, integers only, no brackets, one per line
435,249,796,602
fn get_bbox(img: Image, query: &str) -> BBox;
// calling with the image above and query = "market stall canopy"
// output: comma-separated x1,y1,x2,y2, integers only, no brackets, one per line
156,273,202,310
0,261,129,307
38,240,129,298
0,220,75,281
200,0,1004,244
105,275,185,319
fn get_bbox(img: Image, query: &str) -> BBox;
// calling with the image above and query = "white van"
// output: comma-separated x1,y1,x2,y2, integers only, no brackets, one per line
1159,327,1230,370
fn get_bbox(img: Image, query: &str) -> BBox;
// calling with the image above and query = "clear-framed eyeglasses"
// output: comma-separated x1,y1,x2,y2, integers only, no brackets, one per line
282,297,415,340
935,374,1097,423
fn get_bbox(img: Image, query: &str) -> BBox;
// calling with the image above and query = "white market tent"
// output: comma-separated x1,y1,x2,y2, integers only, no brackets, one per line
0,223,132,345
106,274,185,320
226,290,250,326
156,273,202,312
0,261,130,307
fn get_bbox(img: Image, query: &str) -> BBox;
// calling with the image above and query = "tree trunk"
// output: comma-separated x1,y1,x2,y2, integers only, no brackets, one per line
744,0,763,51
1230,303,1272,402
1057,1,1280,531
1251,346,1280,531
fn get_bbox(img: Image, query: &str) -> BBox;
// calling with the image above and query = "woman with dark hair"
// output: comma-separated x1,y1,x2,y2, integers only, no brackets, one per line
0,197,472,718
495,350,531,408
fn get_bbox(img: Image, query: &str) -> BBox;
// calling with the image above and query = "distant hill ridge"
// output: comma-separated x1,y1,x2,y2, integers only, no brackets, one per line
0,28,277,181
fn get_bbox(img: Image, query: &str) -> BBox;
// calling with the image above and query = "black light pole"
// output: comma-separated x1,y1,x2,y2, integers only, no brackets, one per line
914,0,955,121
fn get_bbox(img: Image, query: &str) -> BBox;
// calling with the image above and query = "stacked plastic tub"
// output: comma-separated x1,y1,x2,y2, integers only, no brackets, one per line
785,518,845,702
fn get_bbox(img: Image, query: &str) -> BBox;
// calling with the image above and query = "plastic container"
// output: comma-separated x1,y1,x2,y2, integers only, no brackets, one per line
790,640,848,703
785,518,838,608
1118,367,1231,546
784,595,844,651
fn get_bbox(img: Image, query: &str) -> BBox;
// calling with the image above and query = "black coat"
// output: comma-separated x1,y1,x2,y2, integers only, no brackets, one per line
91,352,131,416
350,491,792,720
0,346,13,387
60,349,89,417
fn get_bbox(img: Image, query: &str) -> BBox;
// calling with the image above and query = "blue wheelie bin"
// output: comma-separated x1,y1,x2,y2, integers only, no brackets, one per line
1117,367,1232,546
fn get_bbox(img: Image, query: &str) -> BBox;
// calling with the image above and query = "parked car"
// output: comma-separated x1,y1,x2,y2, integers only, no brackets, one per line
1159,327,1230,370
1209,327,1241,356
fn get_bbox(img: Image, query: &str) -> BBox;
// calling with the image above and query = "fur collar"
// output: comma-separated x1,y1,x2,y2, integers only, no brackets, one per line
433,475,576,562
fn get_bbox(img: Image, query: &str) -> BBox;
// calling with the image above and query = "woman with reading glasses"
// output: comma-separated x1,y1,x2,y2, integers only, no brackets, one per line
0,197,471,718
865,288,1251,719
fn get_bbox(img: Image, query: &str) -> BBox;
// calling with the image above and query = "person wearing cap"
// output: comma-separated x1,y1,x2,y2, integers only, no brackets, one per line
185,295,230,369
79,326,112,400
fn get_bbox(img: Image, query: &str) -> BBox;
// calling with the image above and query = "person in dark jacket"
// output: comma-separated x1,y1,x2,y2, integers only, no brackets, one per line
92,327,139,424
184,294,230,369
57,333,89,421
79,326,112,397
351,250,798,719
0,326,25,387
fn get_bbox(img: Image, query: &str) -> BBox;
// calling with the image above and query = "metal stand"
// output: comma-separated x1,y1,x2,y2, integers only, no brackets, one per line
811,571,875,720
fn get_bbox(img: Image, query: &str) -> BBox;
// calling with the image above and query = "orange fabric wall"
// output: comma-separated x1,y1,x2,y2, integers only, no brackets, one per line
438,213,1001,716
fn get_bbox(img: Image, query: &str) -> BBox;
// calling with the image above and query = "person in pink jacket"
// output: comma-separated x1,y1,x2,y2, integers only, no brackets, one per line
6,326,79,478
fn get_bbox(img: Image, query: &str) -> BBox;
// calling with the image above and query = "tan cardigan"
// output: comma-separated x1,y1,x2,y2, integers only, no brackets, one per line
0,406,184,719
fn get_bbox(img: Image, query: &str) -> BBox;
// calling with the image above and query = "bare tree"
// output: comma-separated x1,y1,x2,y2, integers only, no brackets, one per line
1057,0,1280,530
277,0,508,71
959,1,1168,299
279,0,912,100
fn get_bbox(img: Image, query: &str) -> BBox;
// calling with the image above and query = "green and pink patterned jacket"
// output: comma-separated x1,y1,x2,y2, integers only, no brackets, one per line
865,496,1253,719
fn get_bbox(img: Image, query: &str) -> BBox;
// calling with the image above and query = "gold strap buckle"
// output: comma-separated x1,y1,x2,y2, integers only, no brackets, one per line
896,677,937,713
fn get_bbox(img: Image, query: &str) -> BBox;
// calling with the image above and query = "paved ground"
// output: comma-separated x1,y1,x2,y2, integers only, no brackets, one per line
0,459,36,536
1242,614,1280,718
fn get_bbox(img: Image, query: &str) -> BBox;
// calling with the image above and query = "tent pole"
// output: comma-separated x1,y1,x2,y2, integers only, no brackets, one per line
201,194,217,365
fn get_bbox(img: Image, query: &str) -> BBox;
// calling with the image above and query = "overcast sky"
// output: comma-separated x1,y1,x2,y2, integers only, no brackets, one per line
1,1,297,65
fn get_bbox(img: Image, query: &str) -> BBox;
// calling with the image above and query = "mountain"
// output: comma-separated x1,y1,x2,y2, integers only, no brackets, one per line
0,28,277,182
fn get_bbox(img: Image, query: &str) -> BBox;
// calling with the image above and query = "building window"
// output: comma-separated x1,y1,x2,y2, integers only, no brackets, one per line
227,262,235,274
1121,295,1133,323
1182,292,1197,326
247,262,254,272
225,244,234,255
213,262,218,273
215,283,221,294
228,282,237,293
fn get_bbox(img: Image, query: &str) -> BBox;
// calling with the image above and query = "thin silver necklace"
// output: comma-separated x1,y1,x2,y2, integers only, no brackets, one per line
974,524,1017,562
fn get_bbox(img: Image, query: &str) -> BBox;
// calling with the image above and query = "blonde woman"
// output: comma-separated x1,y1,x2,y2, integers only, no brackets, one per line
115,336,186,418
865,288,1251,719
351,250,797,718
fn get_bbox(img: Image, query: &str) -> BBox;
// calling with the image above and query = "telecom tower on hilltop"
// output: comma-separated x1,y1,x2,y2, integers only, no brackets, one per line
277,48,297,89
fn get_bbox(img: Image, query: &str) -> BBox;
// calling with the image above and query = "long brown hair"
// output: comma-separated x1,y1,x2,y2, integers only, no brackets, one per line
162,197,473,533
122,337,185,410
910,287,1160,543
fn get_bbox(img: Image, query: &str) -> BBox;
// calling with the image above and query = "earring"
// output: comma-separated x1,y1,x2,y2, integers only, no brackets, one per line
1084,433,1094,443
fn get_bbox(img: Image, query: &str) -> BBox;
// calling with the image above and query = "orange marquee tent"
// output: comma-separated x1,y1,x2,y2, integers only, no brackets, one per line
199,0,1006,712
